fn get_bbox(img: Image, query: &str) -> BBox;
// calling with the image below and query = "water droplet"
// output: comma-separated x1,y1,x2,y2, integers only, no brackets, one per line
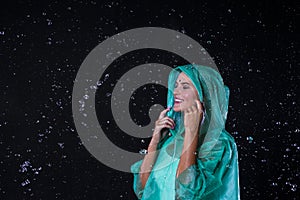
291,184,297,191
57,143,64,149
187,44,193,49
19,161,31,173
139,149,148,155
21,179,30,186
246,136,253,143
97,80,103,86
271,182,278,186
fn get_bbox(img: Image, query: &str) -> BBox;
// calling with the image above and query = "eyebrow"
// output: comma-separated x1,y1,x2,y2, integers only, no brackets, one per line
176,81,190,85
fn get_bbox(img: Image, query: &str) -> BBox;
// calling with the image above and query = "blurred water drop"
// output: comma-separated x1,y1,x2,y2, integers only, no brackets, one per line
21,179,30,186
57,143,64,149
246,136,253,143
271,182,278,186
97,80,103,86
139,149,148,155
19,161,31,173
291,184,297,191
90,85,97,90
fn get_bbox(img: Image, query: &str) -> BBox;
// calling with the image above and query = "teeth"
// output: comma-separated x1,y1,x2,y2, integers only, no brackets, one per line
175,99,183,102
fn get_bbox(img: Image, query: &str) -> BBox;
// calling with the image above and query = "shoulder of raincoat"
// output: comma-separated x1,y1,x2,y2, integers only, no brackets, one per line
131,64,240,200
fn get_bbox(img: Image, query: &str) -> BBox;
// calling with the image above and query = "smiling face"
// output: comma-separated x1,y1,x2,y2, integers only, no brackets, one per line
173,72,199,112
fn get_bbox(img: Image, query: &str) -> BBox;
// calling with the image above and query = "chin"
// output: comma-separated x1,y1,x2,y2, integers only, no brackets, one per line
173,109,180,112
173,106,182,112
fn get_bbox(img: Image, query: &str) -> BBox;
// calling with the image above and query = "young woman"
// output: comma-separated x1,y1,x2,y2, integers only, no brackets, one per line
131,64,240,199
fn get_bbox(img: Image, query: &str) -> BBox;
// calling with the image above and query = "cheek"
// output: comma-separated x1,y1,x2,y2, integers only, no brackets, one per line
182,94,193,104
183,93,198,105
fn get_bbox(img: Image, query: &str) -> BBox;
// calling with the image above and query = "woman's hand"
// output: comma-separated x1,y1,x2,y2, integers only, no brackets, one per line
141,108,174,188
176,100,203,178
151,107,175,145
183,100,203,135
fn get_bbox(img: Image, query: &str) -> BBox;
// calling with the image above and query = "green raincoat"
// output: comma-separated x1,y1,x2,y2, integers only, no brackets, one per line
131,64,240,199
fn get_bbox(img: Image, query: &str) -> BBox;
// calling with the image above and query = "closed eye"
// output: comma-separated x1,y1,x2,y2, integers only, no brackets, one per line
175,82,190,89
183,84,190,89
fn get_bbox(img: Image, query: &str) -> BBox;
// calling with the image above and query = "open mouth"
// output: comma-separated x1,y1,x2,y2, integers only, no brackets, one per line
174,98,183,103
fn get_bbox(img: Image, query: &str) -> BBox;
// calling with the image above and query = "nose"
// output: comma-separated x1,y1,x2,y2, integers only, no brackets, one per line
173,86,179,95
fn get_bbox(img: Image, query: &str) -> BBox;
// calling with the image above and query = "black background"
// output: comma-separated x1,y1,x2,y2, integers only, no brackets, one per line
0,0,298,199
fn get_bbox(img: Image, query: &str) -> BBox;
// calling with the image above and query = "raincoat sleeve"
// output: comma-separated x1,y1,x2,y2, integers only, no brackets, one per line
130,159,144,199
175,134,235,199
